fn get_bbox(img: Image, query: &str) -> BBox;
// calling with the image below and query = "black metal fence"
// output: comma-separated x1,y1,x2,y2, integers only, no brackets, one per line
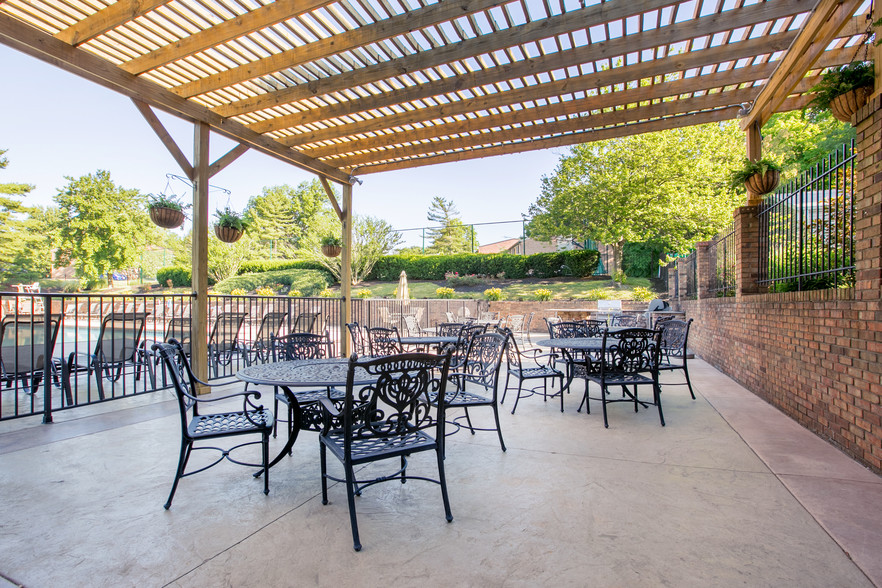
680,252,697,299
0,292,491,422
758,140,856,291
708,221,737,297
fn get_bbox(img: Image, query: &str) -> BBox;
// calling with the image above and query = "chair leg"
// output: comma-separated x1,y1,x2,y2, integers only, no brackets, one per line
436,446,453,523
344,464,362,551
165,439,193,509
320,443,329,505
262,430,270,495
510,380,524,415
500,373,510,405
600,384,610,428
400,455,407,484
492,403,506,452
558,375,565,412
655,382,666,426
683,363,696,399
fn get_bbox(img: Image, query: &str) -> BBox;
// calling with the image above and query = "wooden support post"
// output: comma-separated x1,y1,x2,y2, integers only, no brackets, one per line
191,122,210,389
873,2,881,100
340,183,353,357
745,120,763,206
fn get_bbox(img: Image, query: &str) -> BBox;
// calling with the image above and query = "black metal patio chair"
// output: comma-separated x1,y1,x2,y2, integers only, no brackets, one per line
270,332,339,436
0,313,62,394
657,318,696,399
143,316,191,388
365,326,403,356
435,331,509,453
244,311,288,365
499,327,565,414
62,311,149,404
582,328,664,428
346,322,368,356
153,340,274,509
318,351,453,551
207,311,248,378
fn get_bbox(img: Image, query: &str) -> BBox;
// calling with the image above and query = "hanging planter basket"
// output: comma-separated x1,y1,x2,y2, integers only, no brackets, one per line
321,244,342,257
744,169,780,196
215,225,244,243
829,86,873,123
149,206,185,229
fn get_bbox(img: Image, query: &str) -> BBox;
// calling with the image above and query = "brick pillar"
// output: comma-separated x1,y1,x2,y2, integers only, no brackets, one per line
853,95,882,298
678,261,688,300
735,205,762,298
667,266,678,301
694,241,713,299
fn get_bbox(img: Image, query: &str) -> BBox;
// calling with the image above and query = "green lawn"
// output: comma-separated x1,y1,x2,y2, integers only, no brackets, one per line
348,277,658,301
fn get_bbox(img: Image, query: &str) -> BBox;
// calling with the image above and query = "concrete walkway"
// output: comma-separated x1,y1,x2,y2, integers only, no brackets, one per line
0,359,879,587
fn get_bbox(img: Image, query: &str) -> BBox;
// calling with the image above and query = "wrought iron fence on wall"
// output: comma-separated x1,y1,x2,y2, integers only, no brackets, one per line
681,252,697,300
708,221,737,297
758,140,856,292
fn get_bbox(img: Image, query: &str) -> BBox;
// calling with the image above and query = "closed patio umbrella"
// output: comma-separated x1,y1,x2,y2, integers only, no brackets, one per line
397,271,409,300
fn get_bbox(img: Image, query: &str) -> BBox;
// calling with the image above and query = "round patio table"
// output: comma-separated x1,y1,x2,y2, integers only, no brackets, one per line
398,335,458,348
237,358,380,469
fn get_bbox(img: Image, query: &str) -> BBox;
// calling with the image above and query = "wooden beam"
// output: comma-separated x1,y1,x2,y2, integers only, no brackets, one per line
208,144,249,178
302,66,777,160
319,176,344,221
0,15,352,185
168,0,505,96
55,0,171,46
741,0,866,129
260,29,798,137
132,99,194,179
191,122,210,389
121,0,337,75
332,88,757,168
215,0,808,118
339,183,353,357
874,1,882,99
355,108,741,174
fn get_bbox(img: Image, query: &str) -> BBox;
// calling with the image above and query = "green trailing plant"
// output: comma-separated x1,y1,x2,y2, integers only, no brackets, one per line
147,193,190,212
214,207,250,232
806,62,875,113
728,158,783,190
320,235,343,247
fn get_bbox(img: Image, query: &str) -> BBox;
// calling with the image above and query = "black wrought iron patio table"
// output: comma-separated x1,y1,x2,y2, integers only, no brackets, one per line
398,335,458,349
236,358,379,469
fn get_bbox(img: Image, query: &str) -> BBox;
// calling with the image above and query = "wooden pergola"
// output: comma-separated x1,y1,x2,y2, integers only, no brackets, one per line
1,0,878,375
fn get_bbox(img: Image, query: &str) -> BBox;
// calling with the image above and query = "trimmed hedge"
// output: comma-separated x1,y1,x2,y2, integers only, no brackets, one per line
238,259,330,275
368,250,599,281
213,268,331,296
155,266,208,288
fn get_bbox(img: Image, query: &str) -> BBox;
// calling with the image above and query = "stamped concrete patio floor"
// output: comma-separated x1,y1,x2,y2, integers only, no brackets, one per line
1,358,880,587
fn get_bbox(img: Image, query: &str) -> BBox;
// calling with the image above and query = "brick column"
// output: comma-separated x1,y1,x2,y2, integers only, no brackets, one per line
667,266,678,301
694,241,713,299
735,205,763,298
853,95,882,299
678,260,688,300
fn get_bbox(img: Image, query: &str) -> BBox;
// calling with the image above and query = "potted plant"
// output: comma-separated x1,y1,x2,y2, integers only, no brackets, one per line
320,235,343,257
806,62,875,123
728,158,783,196
214,207,249,243
147,193,190,229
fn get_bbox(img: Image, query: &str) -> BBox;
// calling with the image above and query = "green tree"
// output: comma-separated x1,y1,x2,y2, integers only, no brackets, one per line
529,122,744,273
0,149,41,280
244,180,330,258
300,214,402,285
763,110,855,179
426,196,474,254
54,170,152,286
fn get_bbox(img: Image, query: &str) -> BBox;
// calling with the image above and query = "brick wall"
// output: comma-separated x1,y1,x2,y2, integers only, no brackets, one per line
671,96,882,474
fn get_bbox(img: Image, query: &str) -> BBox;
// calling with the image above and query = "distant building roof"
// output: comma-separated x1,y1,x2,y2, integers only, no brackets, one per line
477,239,522,254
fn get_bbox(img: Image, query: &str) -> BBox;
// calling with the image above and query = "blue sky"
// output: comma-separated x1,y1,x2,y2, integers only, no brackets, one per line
0,44,565,250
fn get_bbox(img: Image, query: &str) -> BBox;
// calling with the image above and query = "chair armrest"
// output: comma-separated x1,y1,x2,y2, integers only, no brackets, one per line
188,388,265,413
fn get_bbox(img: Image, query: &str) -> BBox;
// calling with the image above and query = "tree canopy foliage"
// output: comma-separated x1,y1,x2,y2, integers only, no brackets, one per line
763,110,855,179
54,170,152,286
244,180,328,258
0,149,51,281
528,121,745,272
426,196,474,254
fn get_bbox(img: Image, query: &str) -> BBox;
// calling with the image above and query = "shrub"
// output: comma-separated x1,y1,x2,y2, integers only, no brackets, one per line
585,289,615,301
156,266,200,288
230,288,247,296
444,271,485,287
436,286,455,299
368,250,598,280
534,288,553,301
484,287,504,301
613,270,627,284
319,288,335,298
213,268,330,296
631,286,656,301
237,259,335,283
255,286,275,296
354,289,373,298
288,289,302,297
